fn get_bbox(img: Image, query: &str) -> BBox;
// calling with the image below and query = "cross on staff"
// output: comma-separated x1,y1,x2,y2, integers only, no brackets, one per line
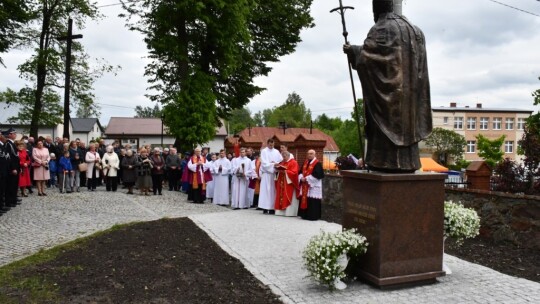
58,18,83,140
331,0,365,165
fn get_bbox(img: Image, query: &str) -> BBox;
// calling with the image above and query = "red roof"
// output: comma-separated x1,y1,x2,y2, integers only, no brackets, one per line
235,127,339,152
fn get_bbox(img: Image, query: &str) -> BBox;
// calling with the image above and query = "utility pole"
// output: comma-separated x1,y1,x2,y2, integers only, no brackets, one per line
161,114,165,147
58,18,83,140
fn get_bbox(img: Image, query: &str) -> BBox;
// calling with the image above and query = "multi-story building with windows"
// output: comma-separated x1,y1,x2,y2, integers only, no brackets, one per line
431,103,532,162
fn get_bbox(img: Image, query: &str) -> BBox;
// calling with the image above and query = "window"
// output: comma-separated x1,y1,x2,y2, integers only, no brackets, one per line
517,118,525,130
505,118,514,130
443,117,448,125
480,117,489,130
454,117,463,130
466,141,476,153
467,117,476,130
504,141,514,153
493,118,502,130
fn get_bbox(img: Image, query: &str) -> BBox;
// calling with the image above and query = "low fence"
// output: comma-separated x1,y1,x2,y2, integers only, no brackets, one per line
323,173,540,249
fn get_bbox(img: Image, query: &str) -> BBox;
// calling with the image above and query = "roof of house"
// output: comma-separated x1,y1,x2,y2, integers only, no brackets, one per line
71,118,102,133
235,127,339,151
432,106,533,114
105,117,227,137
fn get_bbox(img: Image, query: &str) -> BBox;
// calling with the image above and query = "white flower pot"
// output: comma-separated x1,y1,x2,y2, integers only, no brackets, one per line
333,278,347,290
333,253,349,290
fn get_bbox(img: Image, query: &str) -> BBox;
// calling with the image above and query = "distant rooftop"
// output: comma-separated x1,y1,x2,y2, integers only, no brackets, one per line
71,118,102,133
433,102,532,114
105,117,227,137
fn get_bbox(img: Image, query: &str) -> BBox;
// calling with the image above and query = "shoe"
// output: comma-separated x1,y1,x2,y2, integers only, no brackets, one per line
1,207,10,212
263,210,268,214
42,193,47,196
233,208,240,210
269,210,275,215
158,192,162,195
38,193,43,196
23,194,28,197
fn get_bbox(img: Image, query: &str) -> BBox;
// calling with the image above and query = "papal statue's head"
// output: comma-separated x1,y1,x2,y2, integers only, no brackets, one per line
373,0,394,22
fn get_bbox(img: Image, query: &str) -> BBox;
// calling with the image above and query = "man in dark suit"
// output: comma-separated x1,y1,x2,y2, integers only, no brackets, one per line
0,131,12,215
3,128,21,207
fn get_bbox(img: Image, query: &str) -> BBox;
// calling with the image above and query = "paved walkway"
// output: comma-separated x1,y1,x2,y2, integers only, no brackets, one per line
1,189,539,303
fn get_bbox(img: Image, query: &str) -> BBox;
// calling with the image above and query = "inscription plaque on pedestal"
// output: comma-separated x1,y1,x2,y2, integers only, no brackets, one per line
342,171,446,288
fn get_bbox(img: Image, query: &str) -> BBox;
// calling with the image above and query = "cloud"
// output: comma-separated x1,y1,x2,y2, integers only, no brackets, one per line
1,0,539,126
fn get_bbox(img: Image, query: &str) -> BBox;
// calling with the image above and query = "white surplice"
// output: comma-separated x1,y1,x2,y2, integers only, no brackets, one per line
231,156,253,209
206,160,215,199
258,147,283,210
212,157,231,205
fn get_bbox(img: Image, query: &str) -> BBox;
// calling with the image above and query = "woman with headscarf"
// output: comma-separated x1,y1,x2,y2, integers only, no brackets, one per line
150,147,165,195
121,149,137,194
102,145,120,192
136,148,153,195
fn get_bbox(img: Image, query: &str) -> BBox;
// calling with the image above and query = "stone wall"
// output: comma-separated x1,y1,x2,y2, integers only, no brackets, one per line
322,174,540,249
322,173,343,207
445,189,540,250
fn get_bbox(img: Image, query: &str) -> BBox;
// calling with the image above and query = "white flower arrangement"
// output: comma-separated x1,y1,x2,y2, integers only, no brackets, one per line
444,200,481,245
302,229,368,290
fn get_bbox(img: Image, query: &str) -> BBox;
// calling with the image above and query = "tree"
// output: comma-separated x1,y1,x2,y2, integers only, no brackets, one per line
0,87,62,128
476,134,505,167
424,128,466,165
0,0,31,66
2,0,116,138
134,104,162,118
266,92,312,128
518,77,540,194
227,107,253,135
121,0,314,147
314,113,343,132
331,119,360,157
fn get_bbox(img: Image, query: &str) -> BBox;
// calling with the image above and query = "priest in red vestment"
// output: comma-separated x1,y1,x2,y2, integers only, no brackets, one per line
274,151,299,217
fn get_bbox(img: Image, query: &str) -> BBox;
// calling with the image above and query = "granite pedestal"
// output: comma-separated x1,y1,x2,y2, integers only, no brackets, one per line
342,170,446,288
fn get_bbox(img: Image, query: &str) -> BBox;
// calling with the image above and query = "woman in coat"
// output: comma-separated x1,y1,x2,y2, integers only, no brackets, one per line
32,140,50,196
85,143,101,191
136,148,153,195
150,147,165,195
121,149,138,194
17,142,31,197
102,145,120,192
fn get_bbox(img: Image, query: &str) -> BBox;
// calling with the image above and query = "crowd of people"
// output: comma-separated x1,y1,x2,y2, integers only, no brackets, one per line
0,129,324,221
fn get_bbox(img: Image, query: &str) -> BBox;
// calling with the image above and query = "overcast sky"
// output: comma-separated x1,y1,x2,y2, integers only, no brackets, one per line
1,0,539,126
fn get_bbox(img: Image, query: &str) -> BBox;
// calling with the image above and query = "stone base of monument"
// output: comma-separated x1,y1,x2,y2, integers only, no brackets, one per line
341,170,446,289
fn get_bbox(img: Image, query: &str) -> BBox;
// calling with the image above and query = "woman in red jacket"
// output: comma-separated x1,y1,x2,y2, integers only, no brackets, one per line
17,142,32,197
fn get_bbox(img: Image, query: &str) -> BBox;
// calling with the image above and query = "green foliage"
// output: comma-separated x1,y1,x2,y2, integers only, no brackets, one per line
424,128,467,165
134,104,162,118
476,134,505,167
314,113,343,132
227,107,254,135
533,77,540,106
121,0,314,146
3,0,116,137
265,92,312,128
0,0,31,66
330,119,360,157
0,87,62,128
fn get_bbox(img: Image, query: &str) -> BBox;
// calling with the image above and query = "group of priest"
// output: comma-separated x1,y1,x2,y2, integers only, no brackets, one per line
184,139,324,221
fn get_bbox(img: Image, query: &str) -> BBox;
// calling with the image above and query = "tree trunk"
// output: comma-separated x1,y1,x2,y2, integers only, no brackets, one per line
30,5,52,138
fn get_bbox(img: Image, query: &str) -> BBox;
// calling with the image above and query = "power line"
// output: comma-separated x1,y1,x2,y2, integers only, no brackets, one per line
96,0,143,9
486,0,540,17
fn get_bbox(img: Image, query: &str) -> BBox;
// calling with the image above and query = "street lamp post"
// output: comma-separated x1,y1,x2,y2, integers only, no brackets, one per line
161,114,164,148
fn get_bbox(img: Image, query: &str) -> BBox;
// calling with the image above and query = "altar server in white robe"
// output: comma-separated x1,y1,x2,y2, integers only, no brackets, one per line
258,138,283,214
212,149,231,206
206,153,217,202
231,148,253,209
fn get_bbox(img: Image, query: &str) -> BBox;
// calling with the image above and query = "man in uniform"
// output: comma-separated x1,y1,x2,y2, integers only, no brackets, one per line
0,131,11,214
3,128,20,207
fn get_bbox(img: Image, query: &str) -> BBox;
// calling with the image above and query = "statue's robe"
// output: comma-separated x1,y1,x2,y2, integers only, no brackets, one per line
349,12,432,172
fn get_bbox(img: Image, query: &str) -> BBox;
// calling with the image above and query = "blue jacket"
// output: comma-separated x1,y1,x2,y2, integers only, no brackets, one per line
58,156,73,172
48,159,58,173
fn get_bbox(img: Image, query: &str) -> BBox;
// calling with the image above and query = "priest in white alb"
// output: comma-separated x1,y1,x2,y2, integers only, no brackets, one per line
212,149,231,206
259,139,283,214
231,148,253,209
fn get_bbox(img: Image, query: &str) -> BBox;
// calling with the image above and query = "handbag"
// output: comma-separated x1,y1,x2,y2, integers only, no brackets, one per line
78,162,88,172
